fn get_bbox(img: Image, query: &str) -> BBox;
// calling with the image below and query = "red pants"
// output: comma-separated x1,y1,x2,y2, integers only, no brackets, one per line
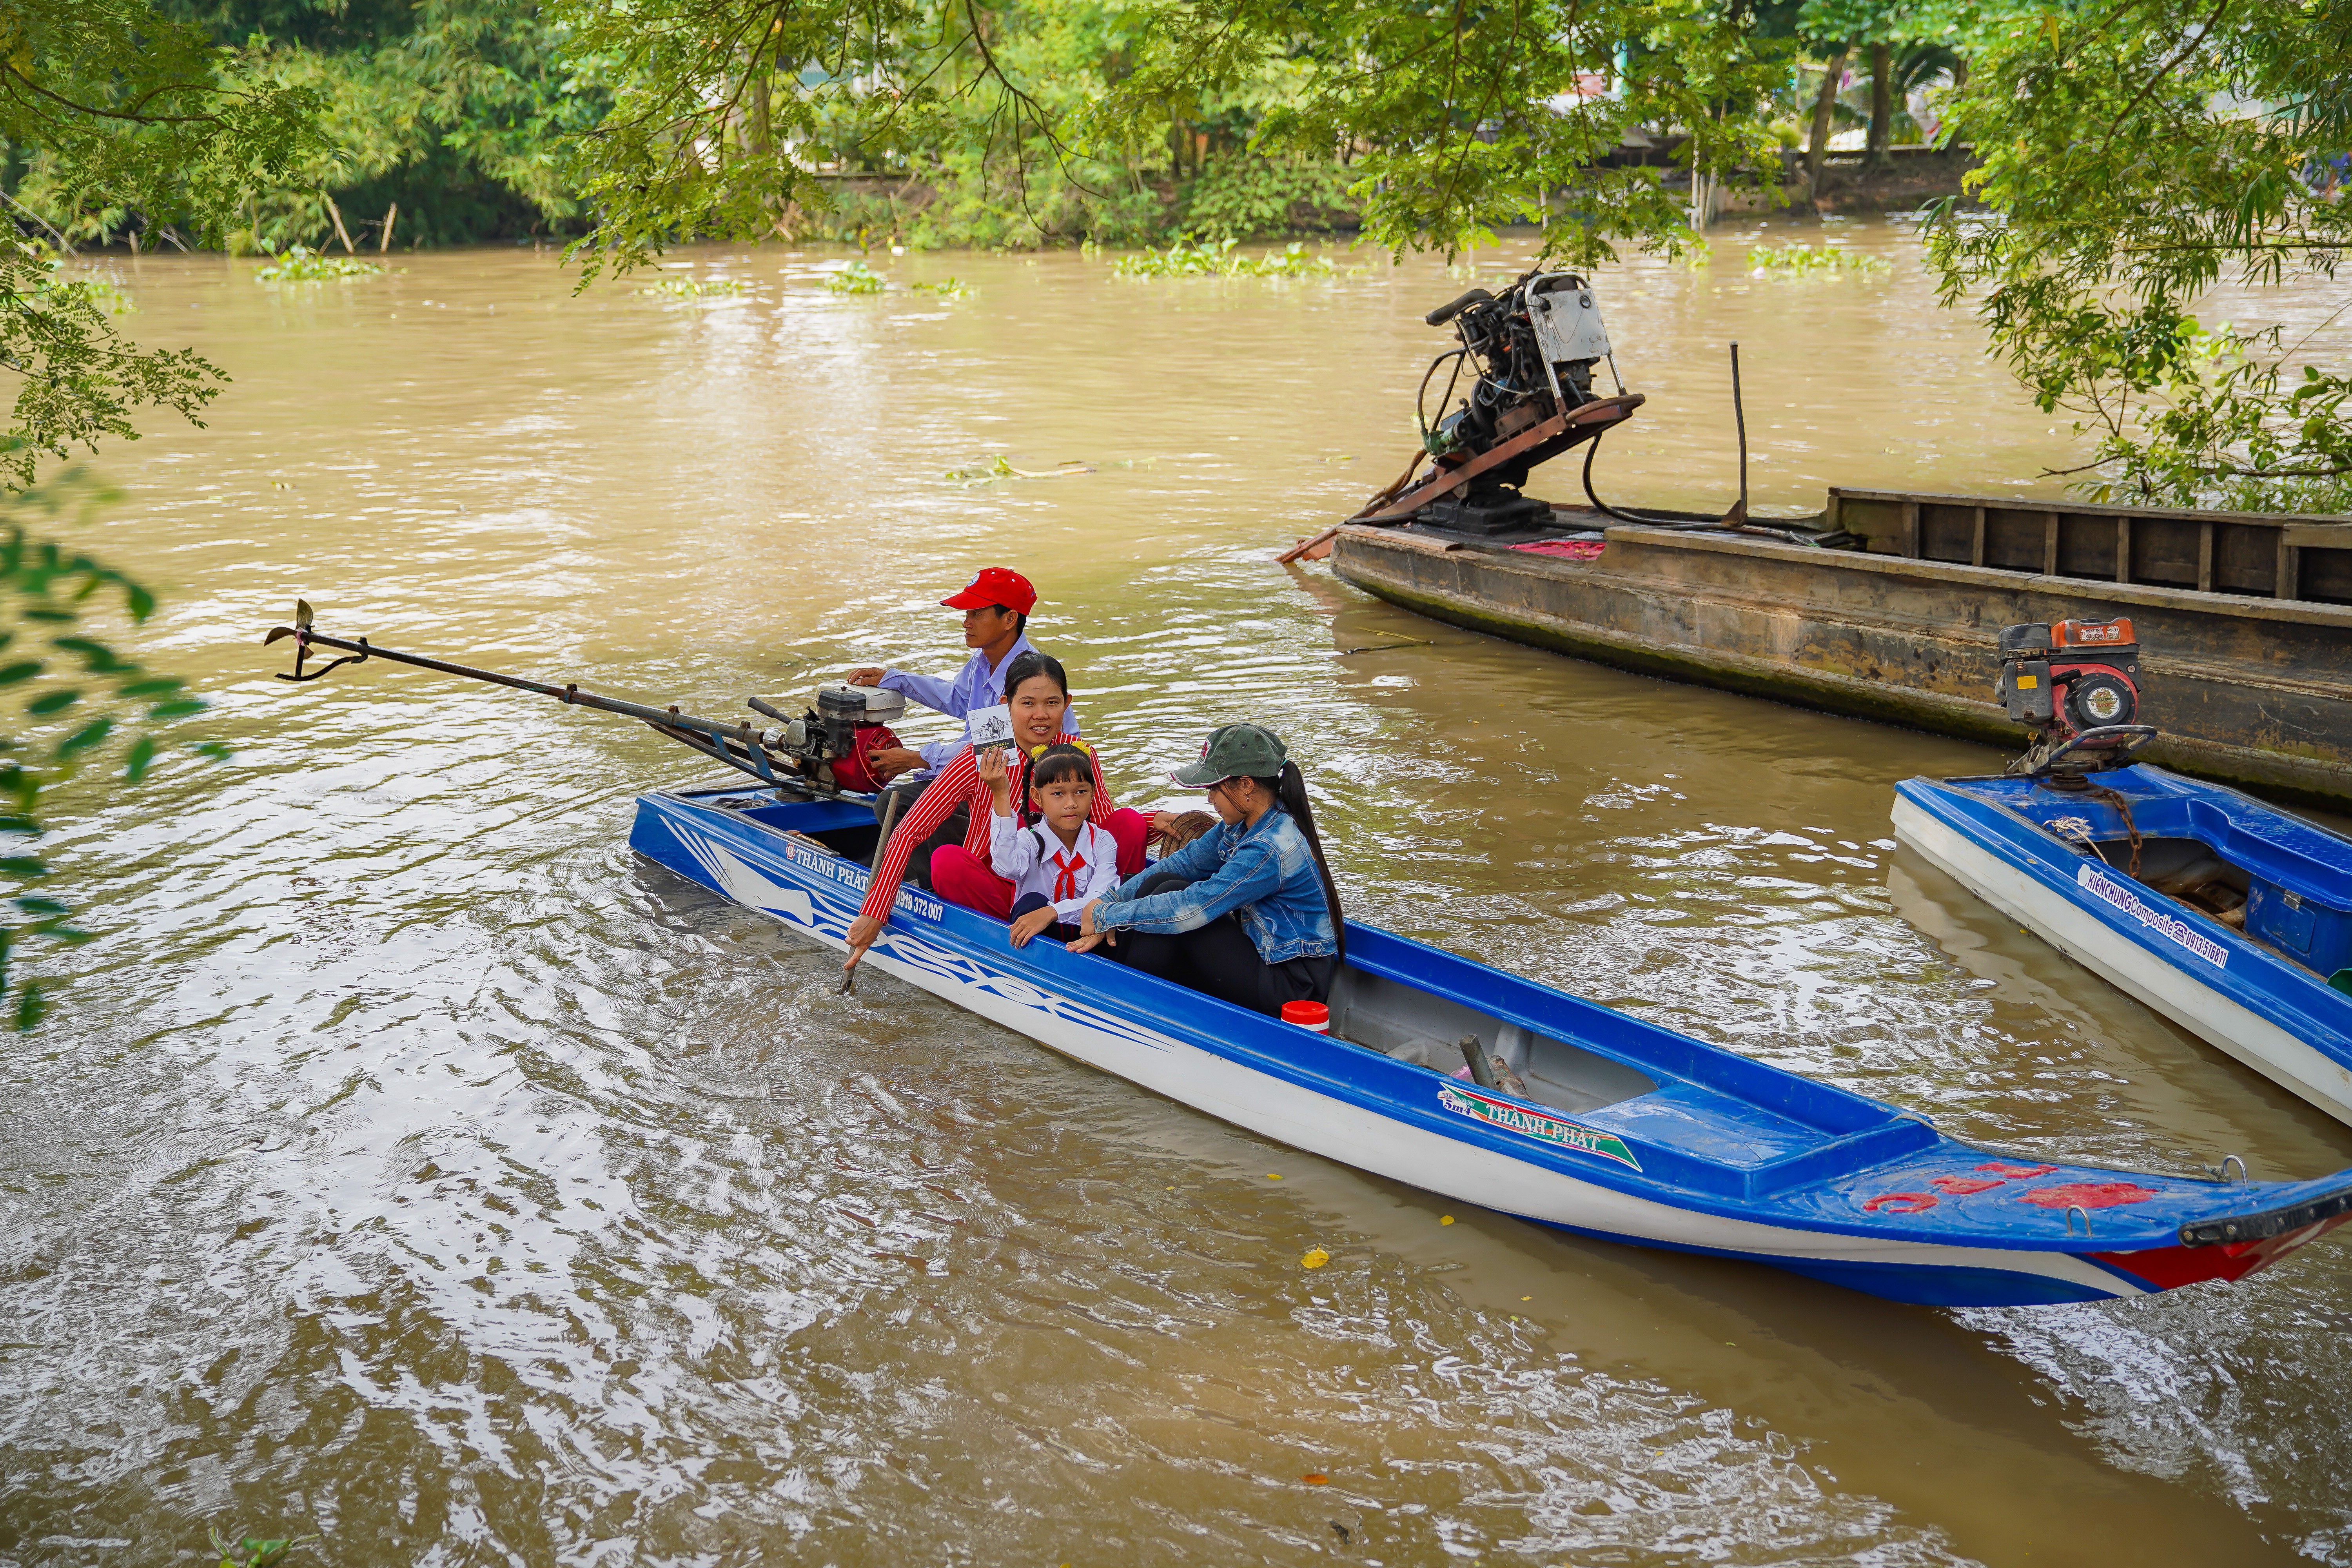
930,808,1149,920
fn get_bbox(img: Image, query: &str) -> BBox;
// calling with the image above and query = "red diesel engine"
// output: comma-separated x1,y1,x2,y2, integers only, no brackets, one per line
1996,618,2143,762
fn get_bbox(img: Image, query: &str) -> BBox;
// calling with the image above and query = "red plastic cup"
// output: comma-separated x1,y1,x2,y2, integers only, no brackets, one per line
1281,1000,1330,1033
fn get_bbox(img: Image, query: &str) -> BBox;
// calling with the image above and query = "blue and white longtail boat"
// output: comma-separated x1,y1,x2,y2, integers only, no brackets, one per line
265,608,2352,1308
1894,765,2352,1127
1893,613,2352,1130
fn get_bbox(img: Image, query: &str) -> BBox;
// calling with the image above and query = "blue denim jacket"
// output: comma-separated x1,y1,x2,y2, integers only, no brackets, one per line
1096,806,1338,964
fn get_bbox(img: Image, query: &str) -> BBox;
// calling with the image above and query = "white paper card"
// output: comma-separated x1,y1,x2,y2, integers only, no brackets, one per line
967,702,1015,751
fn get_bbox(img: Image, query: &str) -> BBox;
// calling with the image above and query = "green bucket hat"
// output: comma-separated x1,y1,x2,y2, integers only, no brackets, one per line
1170,722,1289,788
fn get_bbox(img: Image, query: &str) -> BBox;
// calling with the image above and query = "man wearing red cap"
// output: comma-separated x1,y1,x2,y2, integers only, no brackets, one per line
848,568,1080,873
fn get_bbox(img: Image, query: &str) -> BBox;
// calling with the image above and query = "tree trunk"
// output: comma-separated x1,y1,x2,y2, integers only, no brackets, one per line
1806,45,1847,205
747,67,771,160
1867,42,1893,171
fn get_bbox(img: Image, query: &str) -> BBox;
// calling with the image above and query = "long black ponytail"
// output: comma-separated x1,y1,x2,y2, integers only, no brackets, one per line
1250,761,1345,959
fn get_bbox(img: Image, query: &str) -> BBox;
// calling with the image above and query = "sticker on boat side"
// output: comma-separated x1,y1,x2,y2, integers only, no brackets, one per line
776,840,943,921
1437,1084,1642,1171
2076,863,2229,968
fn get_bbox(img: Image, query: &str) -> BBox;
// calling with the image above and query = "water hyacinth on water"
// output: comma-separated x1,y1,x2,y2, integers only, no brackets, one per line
1747,243,1891,279
639,276,748,299
251,247,383,283
822,260,889,295
1112,238,1344,279
943,455,1093,483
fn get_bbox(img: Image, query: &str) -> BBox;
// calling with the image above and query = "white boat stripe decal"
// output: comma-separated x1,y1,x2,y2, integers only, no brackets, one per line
2077,863,2229,967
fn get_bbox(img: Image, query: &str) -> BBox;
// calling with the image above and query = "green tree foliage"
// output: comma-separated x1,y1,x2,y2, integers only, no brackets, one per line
0,5,267,1028
0,0,321,227
152,0,610,250
0,249,227,486
0,0,319,472
548,0,1798,277
1930,0,2352,510
0,469,220,1029
1091,0,1792,267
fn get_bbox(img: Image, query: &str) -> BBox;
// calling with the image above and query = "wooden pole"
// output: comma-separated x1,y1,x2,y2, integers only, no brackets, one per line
380,202,398,254
1276,450,1428,564
1730,342,1749,524
323,190,357,255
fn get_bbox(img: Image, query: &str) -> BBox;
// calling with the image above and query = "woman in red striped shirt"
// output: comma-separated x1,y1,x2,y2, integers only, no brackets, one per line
842,651,1146,975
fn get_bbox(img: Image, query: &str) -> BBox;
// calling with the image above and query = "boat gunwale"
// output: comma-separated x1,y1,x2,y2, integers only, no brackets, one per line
1337,519,2352,630
1931,767,2352,918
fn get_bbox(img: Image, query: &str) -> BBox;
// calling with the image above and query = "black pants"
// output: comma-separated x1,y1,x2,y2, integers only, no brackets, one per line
874,779,967,891
1010,891,1081,944
1109,872,1335,1017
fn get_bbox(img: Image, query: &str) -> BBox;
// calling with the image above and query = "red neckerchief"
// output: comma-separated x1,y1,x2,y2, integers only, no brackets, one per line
1049,844,1085,902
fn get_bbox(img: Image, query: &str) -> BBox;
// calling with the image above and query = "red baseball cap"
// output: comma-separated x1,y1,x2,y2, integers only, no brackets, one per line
940,567,1037,616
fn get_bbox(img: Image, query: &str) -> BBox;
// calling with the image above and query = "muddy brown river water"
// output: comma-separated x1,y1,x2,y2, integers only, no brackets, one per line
5,222,2351,1566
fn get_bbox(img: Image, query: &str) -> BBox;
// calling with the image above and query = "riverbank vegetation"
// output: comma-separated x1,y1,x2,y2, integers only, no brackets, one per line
5,0,2351,511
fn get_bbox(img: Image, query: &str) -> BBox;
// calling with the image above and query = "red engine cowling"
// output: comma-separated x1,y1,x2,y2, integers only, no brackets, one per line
1996,617,2140,740
828,723,902,795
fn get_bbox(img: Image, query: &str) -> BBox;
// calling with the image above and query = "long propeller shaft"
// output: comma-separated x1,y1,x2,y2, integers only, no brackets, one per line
263,609,830,793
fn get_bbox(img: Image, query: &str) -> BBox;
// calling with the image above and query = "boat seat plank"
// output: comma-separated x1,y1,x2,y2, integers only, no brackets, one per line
1346,926,1900,1138
1575,1082,1821,1167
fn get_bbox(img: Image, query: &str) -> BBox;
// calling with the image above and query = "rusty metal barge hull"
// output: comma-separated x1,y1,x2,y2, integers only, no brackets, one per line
1330,521,2352,810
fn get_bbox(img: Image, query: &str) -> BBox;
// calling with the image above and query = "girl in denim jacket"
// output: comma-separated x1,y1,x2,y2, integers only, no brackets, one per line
1070,723,1343,1017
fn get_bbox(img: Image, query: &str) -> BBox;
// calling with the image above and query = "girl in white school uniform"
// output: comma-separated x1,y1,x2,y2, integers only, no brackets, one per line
985,742,1122,948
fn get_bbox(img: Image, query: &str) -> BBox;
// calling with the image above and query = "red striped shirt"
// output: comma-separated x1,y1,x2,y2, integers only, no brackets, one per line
860,733,1117,923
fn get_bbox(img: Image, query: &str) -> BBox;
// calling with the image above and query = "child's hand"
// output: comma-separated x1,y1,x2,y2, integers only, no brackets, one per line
1008,905,1058,949
975,745,1014,811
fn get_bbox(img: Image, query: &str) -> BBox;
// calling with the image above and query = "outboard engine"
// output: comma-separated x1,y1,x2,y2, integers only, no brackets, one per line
751,681,905,793
1996,618,2154,779
1416,271,1622,533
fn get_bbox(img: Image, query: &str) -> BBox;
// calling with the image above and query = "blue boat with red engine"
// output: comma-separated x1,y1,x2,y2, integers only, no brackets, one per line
265,606,2352,1307
1895,619,2352,1127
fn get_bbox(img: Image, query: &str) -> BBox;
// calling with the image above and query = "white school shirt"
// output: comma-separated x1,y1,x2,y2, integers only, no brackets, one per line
988,812,1121,920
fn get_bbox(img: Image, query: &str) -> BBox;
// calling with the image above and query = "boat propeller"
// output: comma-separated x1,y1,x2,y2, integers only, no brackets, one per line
263,600,374,682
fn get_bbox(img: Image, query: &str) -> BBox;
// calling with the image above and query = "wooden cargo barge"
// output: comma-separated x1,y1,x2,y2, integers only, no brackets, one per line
1327,488,2352,809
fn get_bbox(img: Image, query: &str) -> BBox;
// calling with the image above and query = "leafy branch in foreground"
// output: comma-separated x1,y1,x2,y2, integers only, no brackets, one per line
0,0,323,486
0,471,221,1029
1929,0,2352,510
0,0,323,225
1,240,227,487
